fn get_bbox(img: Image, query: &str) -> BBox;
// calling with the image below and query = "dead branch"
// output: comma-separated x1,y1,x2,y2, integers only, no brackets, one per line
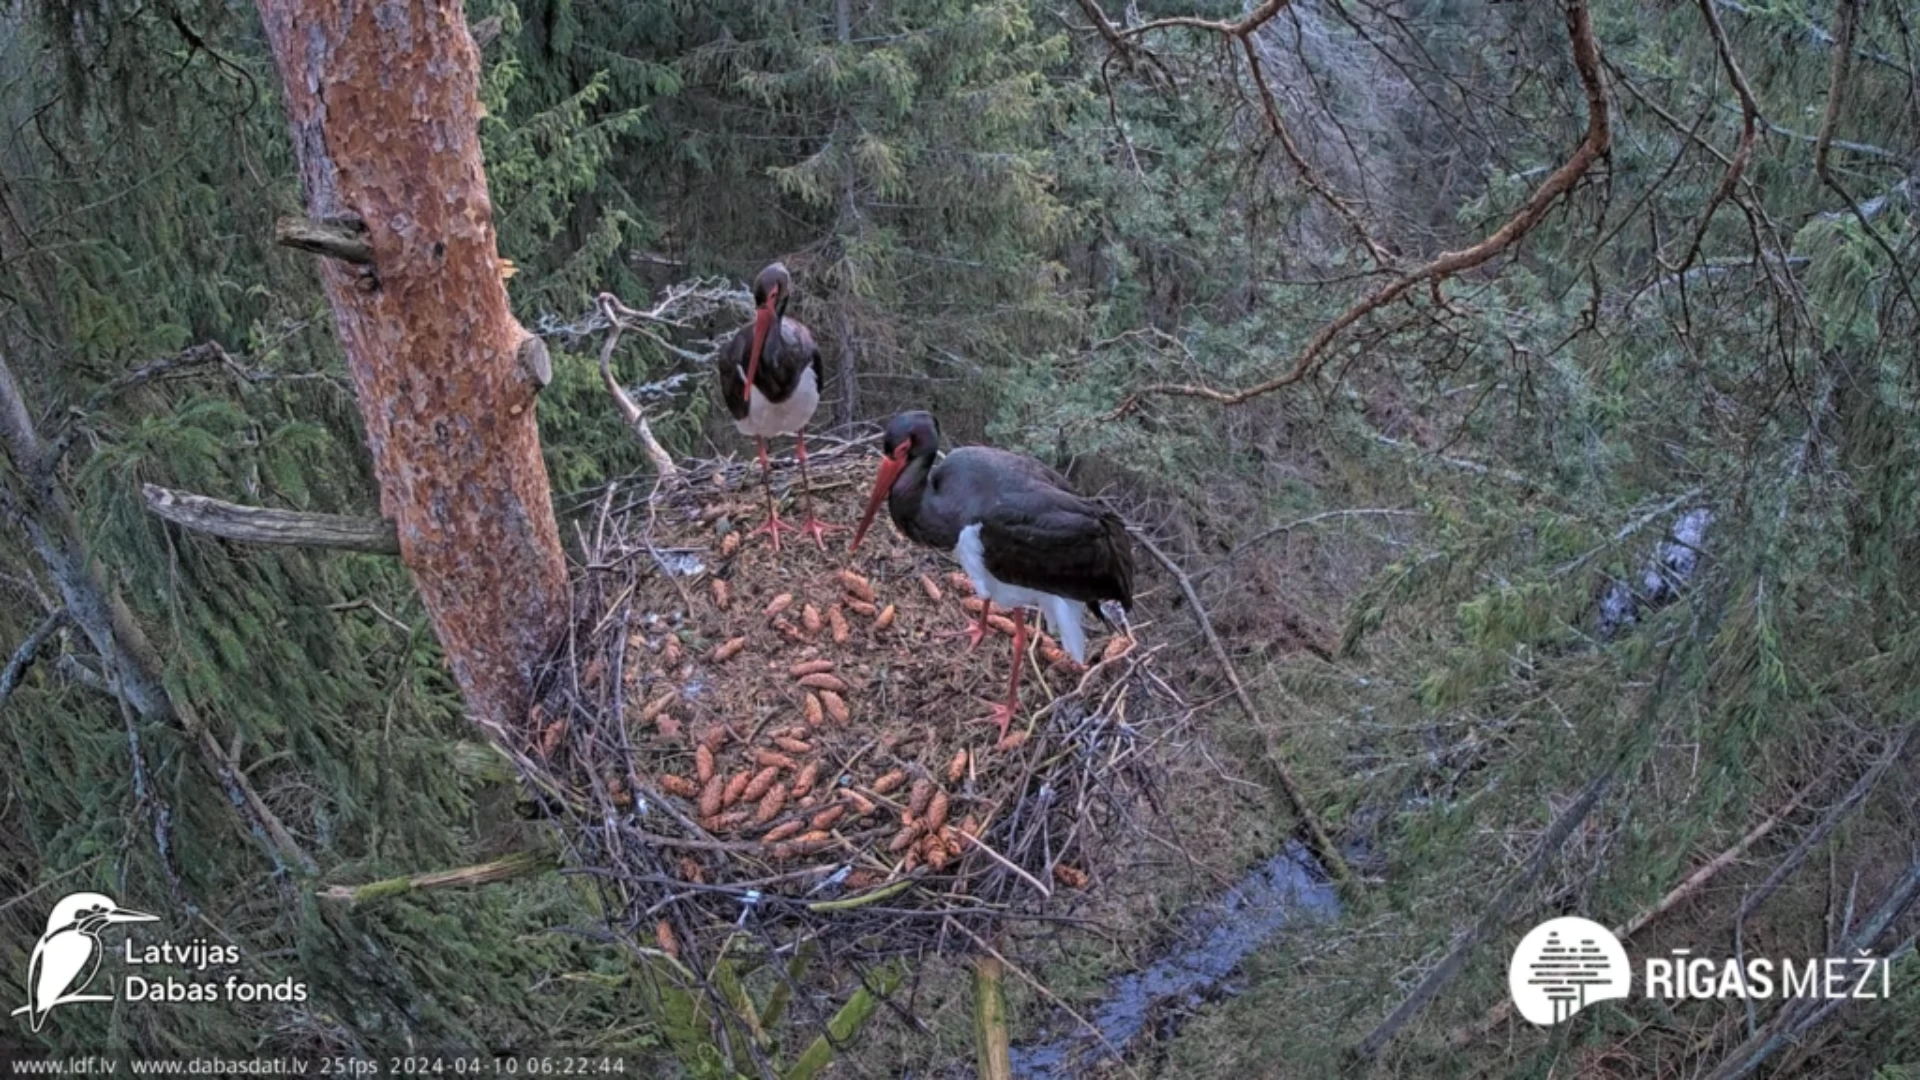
2,352,315,875
1130,528,1353,887
321,851,555,904
1116,0,1293,40
595,292,680,480
1192,508,1426,583
1712,0,1904,72
1105,0,1610,419
1705,852,1920,1080
1736,715,1918,925
0,606,66,712
1354,769,1615,1060
142,483,400,554
1814,0,1920,318
273,214,373,265
1673,0,1762,277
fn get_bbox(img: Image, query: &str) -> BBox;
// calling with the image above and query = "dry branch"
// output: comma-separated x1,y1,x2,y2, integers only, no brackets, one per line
595,292,680,480
1354,769,1615,1059
1130,528,1352,887
321,851,555,904
0,607,66,713
1673,0,1762,276
1105,0,1611,418
142,484,400,554
273,214,373,265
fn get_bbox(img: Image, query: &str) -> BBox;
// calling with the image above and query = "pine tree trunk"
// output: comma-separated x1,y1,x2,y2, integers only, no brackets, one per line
253,0,568,738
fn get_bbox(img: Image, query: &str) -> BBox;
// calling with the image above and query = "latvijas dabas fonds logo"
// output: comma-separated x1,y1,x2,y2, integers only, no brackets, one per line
13,890,306,1033
1508,916,1632,1025
12,892,157,1032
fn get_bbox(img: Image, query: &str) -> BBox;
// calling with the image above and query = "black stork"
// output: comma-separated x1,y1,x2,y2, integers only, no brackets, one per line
849,411,1134,739
716,262,838,551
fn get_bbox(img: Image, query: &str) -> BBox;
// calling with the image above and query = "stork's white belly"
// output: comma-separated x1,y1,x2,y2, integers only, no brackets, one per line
734,367,819,439
955,524,1089,663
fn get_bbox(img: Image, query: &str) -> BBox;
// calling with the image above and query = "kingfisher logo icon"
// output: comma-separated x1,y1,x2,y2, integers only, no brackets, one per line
1508,916,1631,1025
11,892,157,1031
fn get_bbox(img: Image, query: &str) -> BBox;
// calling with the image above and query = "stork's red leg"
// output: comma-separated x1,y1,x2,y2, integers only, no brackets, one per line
750,439,799,551
977,607,1026,741
793,431,843,551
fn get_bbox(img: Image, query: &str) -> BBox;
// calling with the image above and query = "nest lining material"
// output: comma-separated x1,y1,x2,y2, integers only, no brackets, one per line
513,438,1180,965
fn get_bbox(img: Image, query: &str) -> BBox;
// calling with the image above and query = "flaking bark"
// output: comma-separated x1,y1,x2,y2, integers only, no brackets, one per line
253,0,569,737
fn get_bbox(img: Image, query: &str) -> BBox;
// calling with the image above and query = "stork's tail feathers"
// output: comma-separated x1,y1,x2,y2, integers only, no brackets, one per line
1042,594,1090,665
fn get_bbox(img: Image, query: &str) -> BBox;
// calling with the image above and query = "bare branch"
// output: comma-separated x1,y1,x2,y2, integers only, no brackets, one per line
1129,527,1353,887
1107,0,1611,418
1118,0,1293,40
0,607,66,713
273,214,373,265
595,293,680,480
1242,33,1393,269
142,484,400,555
1673,0,1762,276
1737,716,1919,925
1355,769,1616,1059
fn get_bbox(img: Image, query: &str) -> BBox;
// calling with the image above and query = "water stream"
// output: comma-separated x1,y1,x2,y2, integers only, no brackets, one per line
1007,840,1342,1078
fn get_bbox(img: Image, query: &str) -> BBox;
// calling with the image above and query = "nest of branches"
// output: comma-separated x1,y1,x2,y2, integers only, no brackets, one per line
502,437,1180,979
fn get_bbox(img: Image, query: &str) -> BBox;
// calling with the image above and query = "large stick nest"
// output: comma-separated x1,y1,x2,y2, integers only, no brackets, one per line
503,437,1183,973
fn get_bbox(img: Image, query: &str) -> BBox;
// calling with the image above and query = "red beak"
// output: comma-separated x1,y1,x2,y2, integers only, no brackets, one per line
746,285,778,393
850,445,909,553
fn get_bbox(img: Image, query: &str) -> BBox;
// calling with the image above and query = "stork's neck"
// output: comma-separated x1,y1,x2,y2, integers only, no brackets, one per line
886,450,939,537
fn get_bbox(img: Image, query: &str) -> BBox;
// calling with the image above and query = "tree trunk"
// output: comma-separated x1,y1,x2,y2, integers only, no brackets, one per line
252,0,568,738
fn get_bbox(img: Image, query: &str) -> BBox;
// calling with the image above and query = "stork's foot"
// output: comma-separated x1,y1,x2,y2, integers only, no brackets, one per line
973,699,1020,743
937,618,992,652
795,514,844,552
752,509,803,552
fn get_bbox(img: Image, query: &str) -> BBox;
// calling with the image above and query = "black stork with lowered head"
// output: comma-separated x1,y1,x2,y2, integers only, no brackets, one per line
716,262,839,551
849,411,1134,739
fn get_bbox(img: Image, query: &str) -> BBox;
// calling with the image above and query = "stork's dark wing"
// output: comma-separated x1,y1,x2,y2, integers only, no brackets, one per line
754,316,820,403
979,490,1135,610
714,324,754,421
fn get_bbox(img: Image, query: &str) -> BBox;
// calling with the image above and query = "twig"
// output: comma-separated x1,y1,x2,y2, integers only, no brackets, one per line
1672,0,1762,277
957,829,1052,900
1194,509,1425,582
1130,528,1352,887
1705,853,1920,1080
1354,769,1615,1059
321,851,556,903
1104,0,1610,418
595,293,680,479
0,606,66,713
1241,34,1393,270
1737,716,1919,925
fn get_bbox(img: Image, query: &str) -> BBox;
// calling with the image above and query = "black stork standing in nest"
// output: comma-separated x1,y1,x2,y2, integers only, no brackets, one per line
716,262,839,551
849,411,1134,739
